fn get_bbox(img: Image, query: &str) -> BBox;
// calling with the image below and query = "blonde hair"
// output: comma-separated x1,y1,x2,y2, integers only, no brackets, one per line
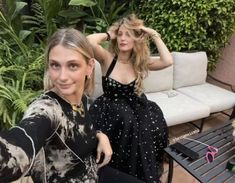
108,14,150,95
44,28,95,96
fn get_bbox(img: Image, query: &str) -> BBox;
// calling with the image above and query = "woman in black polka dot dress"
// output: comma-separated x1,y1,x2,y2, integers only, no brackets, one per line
87,14,173,183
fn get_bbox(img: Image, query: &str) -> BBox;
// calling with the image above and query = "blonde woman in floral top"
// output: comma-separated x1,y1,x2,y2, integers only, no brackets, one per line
0,28,112,183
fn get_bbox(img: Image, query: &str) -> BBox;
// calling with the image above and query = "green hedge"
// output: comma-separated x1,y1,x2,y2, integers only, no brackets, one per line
137,0,235,70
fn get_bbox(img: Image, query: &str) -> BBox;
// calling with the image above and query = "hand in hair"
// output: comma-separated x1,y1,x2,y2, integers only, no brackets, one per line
139,26,161,38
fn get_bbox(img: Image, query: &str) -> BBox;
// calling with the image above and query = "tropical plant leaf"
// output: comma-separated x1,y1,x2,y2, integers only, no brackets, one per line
58,9,87,18
11,2,27,21
69,0,96,7
19,30,32,41
0,85,13,101
0,11,28,57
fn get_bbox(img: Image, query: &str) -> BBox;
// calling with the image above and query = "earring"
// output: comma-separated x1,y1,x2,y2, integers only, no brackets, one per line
86,75,91,79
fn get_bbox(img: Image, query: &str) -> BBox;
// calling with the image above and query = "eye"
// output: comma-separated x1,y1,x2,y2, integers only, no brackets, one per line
49,62,60,70
69,63,79,71
125,31,131,37
117,31,123,37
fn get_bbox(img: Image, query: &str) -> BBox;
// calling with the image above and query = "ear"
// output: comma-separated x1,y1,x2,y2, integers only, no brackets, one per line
86,58,95,76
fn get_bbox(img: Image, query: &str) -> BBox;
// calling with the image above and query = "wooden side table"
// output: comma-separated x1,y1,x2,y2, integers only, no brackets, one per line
165,120,235,183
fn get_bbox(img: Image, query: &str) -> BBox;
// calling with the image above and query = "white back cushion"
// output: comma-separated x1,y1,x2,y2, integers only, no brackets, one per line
173,51,208,89
92,61,103,99
144,65,173,93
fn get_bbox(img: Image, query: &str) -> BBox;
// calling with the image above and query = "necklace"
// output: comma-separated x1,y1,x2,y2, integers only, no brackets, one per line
71,102,85,118
53,90,85,118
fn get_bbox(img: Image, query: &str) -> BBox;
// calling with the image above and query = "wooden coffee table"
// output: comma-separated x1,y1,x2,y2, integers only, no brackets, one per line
164,120,235,183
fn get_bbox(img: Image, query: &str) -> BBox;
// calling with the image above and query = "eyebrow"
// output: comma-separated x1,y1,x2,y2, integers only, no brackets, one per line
49,59,79,63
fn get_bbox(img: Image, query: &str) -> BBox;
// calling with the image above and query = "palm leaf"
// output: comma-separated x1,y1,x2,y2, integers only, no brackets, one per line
0,76,40,129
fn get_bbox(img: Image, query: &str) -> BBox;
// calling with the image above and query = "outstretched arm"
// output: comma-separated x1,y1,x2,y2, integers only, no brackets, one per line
140,26,173,70
0,99,57,182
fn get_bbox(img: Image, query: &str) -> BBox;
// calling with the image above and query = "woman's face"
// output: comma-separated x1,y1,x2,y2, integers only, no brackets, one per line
48,45,93,100
117,25,135,52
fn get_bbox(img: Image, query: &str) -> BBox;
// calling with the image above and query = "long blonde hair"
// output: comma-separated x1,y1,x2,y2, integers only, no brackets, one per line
44,28,95,96
108,14,150,95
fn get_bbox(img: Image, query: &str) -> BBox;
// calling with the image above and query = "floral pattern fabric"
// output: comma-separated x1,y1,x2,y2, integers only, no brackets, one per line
0,91,98,183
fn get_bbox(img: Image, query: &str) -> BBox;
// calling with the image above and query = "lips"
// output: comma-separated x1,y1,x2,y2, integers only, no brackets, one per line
58,84,72,89
120,43,127,47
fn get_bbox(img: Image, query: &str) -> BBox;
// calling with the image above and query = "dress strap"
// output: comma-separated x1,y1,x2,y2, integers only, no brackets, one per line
105,56,117,77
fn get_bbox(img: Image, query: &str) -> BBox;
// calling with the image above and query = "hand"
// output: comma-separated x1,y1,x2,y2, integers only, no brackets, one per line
96,132,113,168
139,26,161,38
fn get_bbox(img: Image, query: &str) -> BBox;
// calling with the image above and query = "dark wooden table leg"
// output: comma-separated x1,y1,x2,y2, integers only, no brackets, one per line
167,157,174,183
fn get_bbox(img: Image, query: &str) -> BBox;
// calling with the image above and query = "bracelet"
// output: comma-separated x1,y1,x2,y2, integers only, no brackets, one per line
105,32,111,41
151,32,161,39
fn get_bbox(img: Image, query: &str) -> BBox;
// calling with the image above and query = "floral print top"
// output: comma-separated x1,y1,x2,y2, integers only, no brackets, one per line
0,91,98,183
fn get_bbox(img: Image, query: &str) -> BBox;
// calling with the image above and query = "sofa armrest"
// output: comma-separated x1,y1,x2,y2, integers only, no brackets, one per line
207,74,235,92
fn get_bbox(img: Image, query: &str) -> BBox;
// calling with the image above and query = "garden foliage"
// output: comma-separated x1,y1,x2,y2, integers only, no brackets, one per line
0,0,235,129
137,0,235,70
0,0,130,129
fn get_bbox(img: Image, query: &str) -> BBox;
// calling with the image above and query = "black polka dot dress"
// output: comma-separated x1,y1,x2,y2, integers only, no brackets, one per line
90,57,168,183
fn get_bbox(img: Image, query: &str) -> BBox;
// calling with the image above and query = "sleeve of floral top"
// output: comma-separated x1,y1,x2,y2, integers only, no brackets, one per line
0,96,61,182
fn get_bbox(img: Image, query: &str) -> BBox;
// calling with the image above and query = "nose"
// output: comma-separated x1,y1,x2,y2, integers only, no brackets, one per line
120,34,126,40
58,67,68,81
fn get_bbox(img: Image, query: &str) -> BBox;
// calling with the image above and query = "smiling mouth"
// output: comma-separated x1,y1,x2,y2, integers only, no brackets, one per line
59,84,71,89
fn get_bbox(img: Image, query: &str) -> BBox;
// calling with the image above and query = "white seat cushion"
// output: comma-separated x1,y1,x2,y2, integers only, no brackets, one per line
177,83,235,113
144,65,173,92
146,90,210,126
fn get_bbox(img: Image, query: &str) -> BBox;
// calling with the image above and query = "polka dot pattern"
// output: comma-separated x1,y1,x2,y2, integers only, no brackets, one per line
90,59,168,183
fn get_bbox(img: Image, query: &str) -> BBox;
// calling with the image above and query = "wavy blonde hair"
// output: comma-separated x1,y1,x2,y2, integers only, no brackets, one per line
108,14,150,95
44,28,95,96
